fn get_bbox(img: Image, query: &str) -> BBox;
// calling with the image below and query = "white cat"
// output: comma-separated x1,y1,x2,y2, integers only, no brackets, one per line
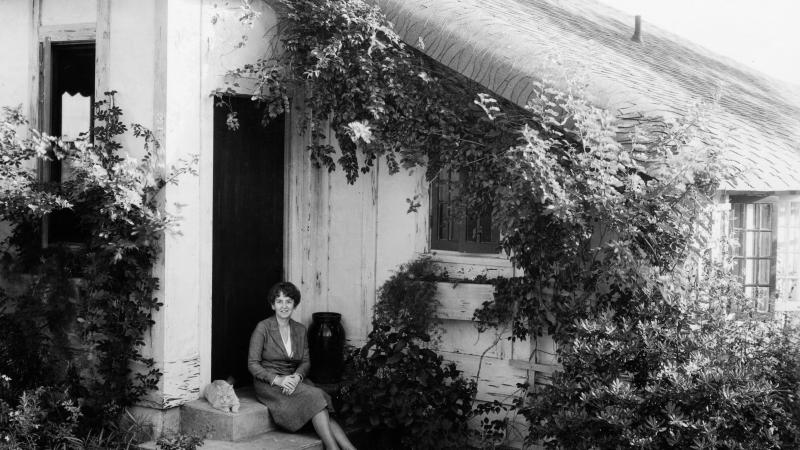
203,379,240,413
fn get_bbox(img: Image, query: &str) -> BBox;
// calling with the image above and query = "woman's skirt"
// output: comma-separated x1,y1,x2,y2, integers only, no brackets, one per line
253,378,332,432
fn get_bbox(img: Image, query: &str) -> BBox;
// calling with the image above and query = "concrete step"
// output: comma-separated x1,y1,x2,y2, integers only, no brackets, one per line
180,387,275,442
137,430,322,450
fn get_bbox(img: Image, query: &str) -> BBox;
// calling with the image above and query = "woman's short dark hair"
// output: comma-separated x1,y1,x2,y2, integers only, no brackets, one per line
267,281,301,306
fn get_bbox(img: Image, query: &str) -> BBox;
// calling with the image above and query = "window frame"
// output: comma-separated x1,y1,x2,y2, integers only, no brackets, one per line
730,195,778,313
38,39,96,247
429,169,501,254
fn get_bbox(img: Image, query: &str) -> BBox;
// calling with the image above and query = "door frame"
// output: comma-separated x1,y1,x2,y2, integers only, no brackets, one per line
199,94,295,387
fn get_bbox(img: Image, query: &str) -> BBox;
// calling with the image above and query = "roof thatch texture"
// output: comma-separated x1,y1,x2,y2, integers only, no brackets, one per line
372,0,800,191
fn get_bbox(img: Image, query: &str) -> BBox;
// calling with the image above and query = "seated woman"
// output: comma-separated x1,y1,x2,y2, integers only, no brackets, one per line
248,281,356,450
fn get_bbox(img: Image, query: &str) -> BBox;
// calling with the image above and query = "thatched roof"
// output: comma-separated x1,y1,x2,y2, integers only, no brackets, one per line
372,0,800,191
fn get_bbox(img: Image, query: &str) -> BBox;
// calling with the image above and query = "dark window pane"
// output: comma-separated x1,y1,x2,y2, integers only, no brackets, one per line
438,181,449,201
466,213,477,242
479,211,492,243
438,203,450,240
431,169,499,253
466,208,493,243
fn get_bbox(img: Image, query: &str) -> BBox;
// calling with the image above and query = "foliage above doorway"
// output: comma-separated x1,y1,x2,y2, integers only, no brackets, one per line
217,0,532,192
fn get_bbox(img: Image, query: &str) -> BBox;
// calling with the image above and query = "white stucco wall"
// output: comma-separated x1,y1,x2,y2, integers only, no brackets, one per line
40,0,96,25
375,166,429,282
202,0,279,89
0,1,32,112
154,0,205,408
0,0,34,253
105,0,155,161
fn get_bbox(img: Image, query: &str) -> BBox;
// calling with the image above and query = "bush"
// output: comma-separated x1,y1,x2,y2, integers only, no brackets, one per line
339,257,476,450
80,410,150,450
524,265,800,449
1,93,194,430
339,326,476,450
155,431,205,450
0,380,82,450
371,256,441,337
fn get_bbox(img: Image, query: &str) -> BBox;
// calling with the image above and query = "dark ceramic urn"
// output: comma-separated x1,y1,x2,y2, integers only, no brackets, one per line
308,312,345,383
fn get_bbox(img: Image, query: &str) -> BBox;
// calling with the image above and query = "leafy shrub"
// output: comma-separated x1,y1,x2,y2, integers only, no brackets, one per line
524,264,800,449
371,256,441,337
339,326,476,450
80,410,149,450
472,395,527,450
0,290,60,396
0,93,194,430
0,380,82,450
339,257,476,450
155,431,205,450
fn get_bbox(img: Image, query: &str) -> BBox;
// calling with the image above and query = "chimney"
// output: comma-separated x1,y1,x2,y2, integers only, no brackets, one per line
631,15,643,43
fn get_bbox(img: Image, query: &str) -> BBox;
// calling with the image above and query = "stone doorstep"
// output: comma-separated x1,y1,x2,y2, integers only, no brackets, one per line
180,388,275,442
137,430,322,450
137,387,324,450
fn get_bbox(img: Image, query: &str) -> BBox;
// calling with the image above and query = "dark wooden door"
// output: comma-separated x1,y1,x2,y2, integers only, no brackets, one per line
212,98,284,383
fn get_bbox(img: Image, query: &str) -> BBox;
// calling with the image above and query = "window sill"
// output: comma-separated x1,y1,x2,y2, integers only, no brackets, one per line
428,249,509,264
423,250,515,278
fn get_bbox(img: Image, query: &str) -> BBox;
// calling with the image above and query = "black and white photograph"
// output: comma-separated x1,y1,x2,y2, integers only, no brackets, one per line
1,0,799,448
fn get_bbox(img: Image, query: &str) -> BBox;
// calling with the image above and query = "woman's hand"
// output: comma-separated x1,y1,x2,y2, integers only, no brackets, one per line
280,374,301,395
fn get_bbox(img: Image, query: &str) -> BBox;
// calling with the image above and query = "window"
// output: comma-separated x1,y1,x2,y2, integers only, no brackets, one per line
430,168,500,253
730,197,777,312
43,41,95,181
41,41,95,245
776,200,800,308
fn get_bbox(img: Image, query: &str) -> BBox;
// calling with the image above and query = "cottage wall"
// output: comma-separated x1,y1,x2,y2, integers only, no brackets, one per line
0,0,537,421
0,1,33,113
0,0,34,249
40,0,96,25
285,139,429,343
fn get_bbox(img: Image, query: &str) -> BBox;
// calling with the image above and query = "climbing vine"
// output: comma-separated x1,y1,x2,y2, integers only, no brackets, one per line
217,0,534,199
226,0,730,336
0,92,196,430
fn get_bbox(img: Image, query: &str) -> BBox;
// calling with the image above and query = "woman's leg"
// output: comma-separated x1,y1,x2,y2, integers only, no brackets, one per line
329,417,356,450
311,409,339,450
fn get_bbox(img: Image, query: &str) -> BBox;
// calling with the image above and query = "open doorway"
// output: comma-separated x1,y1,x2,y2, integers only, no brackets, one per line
212,97,285,383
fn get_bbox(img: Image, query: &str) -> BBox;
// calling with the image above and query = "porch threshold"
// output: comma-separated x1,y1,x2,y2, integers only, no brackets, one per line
179,386,276,441
137,430,322,450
